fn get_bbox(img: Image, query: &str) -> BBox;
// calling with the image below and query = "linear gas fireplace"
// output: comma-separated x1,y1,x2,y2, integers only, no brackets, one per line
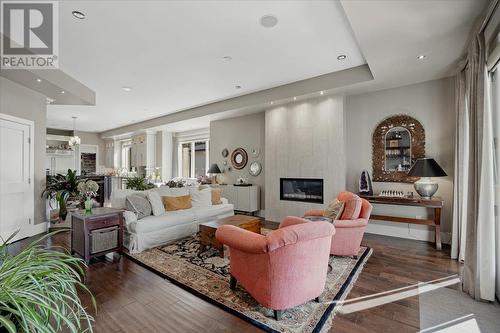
280,178,324,204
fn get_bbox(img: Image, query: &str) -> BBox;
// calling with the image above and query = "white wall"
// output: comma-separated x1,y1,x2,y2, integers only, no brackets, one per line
0,77,47,225
210,113,266,209
265,95,346,222
345,78,455,242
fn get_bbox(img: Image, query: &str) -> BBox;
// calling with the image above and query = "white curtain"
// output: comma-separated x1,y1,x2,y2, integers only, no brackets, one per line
451,71,469,262
476,69,496,300
452,29,497,301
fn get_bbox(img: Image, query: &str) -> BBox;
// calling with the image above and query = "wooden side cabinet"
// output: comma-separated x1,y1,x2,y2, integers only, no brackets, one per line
71,207,124,264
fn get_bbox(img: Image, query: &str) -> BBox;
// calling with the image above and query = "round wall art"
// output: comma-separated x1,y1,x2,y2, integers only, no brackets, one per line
249,161,262,176
231,148,248,170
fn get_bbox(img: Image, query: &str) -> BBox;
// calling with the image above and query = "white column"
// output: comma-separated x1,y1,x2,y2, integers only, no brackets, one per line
113,139,121,168
162,130,173,181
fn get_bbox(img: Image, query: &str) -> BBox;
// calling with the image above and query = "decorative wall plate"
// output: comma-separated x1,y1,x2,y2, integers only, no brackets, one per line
221,148,229,158
249,161,262,176
231,148,248,170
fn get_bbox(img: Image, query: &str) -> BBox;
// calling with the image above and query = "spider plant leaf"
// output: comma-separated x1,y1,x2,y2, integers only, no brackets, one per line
0,314,16,333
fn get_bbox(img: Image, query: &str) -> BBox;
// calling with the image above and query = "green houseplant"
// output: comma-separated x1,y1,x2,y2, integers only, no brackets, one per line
126,177,155,191
42,169,83,221
0,231,95,332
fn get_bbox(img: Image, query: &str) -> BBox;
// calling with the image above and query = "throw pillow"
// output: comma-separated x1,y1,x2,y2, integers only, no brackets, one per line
147,190,165,216
189,187,212,207
162,195,192,211
211,188,222,205
340,195,363,220
323,199,345,220
125,194,152,220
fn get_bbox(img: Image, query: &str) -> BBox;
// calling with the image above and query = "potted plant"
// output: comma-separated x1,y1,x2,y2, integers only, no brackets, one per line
126,177,155,191
42,169,83,221
77,180,99,213
0,231,95,332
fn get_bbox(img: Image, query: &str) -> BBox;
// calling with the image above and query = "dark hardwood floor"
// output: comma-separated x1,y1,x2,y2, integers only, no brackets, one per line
9,231,460,333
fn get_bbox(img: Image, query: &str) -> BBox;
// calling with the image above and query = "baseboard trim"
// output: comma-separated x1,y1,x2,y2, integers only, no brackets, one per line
28,222,48,237
365,221,451,244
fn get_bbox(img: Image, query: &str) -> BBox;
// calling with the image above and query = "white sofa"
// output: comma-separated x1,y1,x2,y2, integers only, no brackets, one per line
110,186,234,253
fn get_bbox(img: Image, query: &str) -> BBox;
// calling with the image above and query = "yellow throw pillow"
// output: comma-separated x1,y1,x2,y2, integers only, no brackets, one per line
211,188,222,205
162,195,192,211
323,199,345,220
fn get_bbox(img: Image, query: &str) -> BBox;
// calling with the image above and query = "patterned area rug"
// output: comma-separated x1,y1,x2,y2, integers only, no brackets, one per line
127,235,372,333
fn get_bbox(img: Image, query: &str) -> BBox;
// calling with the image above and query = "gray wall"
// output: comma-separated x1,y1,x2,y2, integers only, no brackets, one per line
210,113,265,209
265,96,346,222
0,77,47,224
345,78,455,242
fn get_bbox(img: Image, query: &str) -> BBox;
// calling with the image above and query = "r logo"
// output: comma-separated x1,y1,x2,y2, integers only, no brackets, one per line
2,2,53,54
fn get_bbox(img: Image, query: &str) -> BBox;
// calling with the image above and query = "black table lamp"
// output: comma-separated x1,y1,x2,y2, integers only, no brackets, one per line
407,158,447,198
207,163,222,184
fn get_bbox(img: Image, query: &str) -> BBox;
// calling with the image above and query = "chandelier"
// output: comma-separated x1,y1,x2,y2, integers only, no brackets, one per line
68,116,81,147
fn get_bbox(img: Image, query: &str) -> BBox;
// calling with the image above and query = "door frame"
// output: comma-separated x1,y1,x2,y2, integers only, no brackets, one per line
0,113,35,240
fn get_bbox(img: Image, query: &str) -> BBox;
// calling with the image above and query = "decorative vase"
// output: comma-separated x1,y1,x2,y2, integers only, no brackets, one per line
84,197,93,213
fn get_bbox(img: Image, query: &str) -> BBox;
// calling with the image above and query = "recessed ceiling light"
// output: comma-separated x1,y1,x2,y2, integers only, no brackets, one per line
222,56,232,62
260,15,278,28
61,90,65,94
235,85,241,89
72,10,85,19
337,55,347,60
270,101,274,105
122,86,132,92
320,91,324,95
417,54,426,60
293,97,297,101
36,78,42,82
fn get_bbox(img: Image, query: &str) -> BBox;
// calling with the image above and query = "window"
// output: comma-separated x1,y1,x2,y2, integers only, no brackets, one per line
178,140,209,178
121,141,131,171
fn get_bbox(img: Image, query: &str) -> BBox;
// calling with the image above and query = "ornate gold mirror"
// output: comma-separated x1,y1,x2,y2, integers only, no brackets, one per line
372,115,425,183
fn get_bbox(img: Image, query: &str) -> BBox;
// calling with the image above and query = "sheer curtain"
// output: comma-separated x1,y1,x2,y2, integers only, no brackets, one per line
451,13,497,301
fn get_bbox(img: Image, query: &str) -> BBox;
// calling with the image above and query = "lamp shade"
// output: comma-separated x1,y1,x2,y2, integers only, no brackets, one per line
407,158,447,177
207,163,222,174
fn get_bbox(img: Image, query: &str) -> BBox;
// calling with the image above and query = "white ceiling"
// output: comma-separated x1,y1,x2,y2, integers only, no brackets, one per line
339,0,487,94
47,0,366,132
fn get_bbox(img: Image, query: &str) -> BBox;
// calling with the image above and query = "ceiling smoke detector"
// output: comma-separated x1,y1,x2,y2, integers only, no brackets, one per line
260,15,278,28
72,11,85,19
122,86,132,92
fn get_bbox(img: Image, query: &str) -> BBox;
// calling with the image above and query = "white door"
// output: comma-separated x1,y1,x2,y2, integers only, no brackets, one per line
0,116,33,243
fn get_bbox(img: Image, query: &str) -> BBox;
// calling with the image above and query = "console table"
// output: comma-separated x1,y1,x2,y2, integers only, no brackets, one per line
359,195,444,250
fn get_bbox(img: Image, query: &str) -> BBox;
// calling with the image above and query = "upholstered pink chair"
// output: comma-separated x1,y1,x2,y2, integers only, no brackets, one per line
215,216,335,320
305,191,373,257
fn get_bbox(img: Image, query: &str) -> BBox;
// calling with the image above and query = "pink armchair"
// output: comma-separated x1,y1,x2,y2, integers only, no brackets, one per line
215,216,335,320
305,192,373,257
